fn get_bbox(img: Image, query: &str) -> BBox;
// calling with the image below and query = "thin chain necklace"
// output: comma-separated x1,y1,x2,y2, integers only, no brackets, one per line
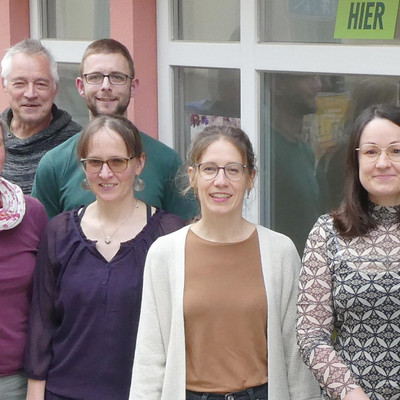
101,200,138,245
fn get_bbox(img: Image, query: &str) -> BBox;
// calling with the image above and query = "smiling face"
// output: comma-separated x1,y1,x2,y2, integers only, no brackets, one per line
2,53,58,131
189,139,254,218
358,117,400,206
76,53,138,118
84,127,144,203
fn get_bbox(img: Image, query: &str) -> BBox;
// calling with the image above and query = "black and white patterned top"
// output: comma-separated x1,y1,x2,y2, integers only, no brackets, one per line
297,203,400,400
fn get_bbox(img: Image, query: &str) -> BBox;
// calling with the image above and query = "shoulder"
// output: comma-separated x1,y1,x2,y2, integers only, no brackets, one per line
40,132,81,162
303,213,338,255
24,194,47,220
255,225,301,274
309,213,335,235
256,224,297,251
141,226,188,283
40,210,81,248
62,116,82,132
147,224,189,255
22,195,48,231
24,194,46,213
139,131,181,161
156,209,185,228
50,105,81,134
45,209,75,232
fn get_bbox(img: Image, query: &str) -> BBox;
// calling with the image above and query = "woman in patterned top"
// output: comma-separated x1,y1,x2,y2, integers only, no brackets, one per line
297,103,400,400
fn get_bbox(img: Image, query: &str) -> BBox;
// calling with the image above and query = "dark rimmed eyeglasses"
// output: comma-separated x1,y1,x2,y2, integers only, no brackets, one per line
195,162,247,181
82,72,134,85
356,143,400,162
80,157,134,173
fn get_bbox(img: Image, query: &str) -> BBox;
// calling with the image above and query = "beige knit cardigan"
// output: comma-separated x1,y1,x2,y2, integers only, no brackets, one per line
129,225,321,400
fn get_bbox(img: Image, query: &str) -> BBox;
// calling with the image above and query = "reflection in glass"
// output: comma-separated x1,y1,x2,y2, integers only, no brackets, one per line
174,67,240,159
261,72,400,253
259,0,400,44
173,0,240,41
41,0,110,40
55,63,89,127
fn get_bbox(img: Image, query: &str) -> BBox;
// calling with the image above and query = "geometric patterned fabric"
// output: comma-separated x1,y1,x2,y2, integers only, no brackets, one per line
297,203,400,400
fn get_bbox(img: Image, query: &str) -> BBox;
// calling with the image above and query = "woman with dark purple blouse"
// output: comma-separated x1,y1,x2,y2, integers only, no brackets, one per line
0,118,47,400
25,116,184,400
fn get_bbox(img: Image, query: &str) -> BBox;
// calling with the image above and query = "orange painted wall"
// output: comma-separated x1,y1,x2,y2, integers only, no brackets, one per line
0,0,30,111
111,0,158,138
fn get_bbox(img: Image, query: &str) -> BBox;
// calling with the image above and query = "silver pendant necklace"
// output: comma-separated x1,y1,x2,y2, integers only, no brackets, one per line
104,235,113,245
102,201,137,245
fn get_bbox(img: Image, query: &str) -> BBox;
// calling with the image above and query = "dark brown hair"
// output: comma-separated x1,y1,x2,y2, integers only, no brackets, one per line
77,115,143,160
332,103,400,236
80,39,135,77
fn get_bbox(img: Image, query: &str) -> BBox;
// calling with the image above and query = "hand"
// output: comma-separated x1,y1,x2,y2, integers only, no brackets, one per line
26,379,46,400
343,387,369,400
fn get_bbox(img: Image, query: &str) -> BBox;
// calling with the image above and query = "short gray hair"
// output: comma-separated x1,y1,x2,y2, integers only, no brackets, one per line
1,38,59,87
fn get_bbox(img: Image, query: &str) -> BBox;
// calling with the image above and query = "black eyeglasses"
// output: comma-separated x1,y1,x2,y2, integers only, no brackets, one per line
195,162,247,181
82,72,134,85
80,157,134,173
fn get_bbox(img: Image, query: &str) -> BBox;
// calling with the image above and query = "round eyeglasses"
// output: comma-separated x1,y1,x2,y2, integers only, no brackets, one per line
80,157,134,173
356,143,400,162
195,162,247,181
82,72,133,85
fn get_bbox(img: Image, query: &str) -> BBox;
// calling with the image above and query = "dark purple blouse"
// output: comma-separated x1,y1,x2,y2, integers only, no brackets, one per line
24,206,184,400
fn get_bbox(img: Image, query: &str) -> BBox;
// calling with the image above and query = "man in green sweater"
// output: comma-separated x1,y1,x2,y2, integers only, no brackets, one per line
32,39,198,221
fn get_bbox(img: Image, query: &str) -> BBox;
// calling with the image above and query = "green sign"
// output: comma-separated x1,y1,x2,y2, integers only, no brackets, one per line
334,0,400,39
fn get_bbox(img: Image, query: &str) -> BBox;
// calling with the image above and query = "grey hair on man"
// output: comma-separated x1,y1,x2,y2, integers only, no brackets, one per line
1,38,59,87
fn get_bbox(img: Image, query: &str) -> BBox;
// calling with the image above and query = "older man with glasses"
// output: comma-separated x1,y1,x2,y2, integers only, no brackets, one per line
1,39,81,193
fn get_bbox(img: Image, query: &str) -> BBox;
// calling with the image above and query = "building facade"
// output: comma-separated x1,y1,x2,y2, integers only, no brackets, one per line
2,0,400,253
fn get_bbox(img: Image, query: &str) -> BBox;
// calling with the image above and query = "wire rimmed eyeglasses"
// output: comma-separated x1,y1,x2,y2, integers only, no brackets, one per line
82,72,134,85
356,143,400,162
80,157,134,173
195,162,247,181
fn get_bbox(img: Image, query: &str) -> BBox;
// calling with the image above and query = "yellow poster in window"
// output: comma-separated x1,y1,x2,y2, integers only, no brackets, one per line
334,0,400,39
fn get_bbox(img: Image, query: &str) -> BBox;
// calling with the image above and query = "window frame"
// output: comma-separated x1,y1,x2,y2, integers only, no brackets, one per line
157,0,400,224
30,0,92,62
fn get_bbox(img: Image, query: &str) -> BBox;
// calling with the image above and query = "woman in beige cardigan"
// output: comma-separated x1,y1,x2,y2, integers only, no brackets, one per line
130,125,320,400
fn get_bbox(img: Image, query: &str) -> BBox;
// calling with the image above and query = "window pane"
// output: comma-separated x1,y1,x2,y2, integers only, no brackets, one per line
261,72,400,253
173,0,240,41
55,63,89,127
259,0,400,44
41,0,110,40
173,67,240,158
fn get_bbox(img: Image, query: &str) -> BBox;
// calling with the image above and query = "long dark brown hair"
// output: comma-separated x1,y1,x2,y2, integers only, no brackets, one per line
332,103,400,236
